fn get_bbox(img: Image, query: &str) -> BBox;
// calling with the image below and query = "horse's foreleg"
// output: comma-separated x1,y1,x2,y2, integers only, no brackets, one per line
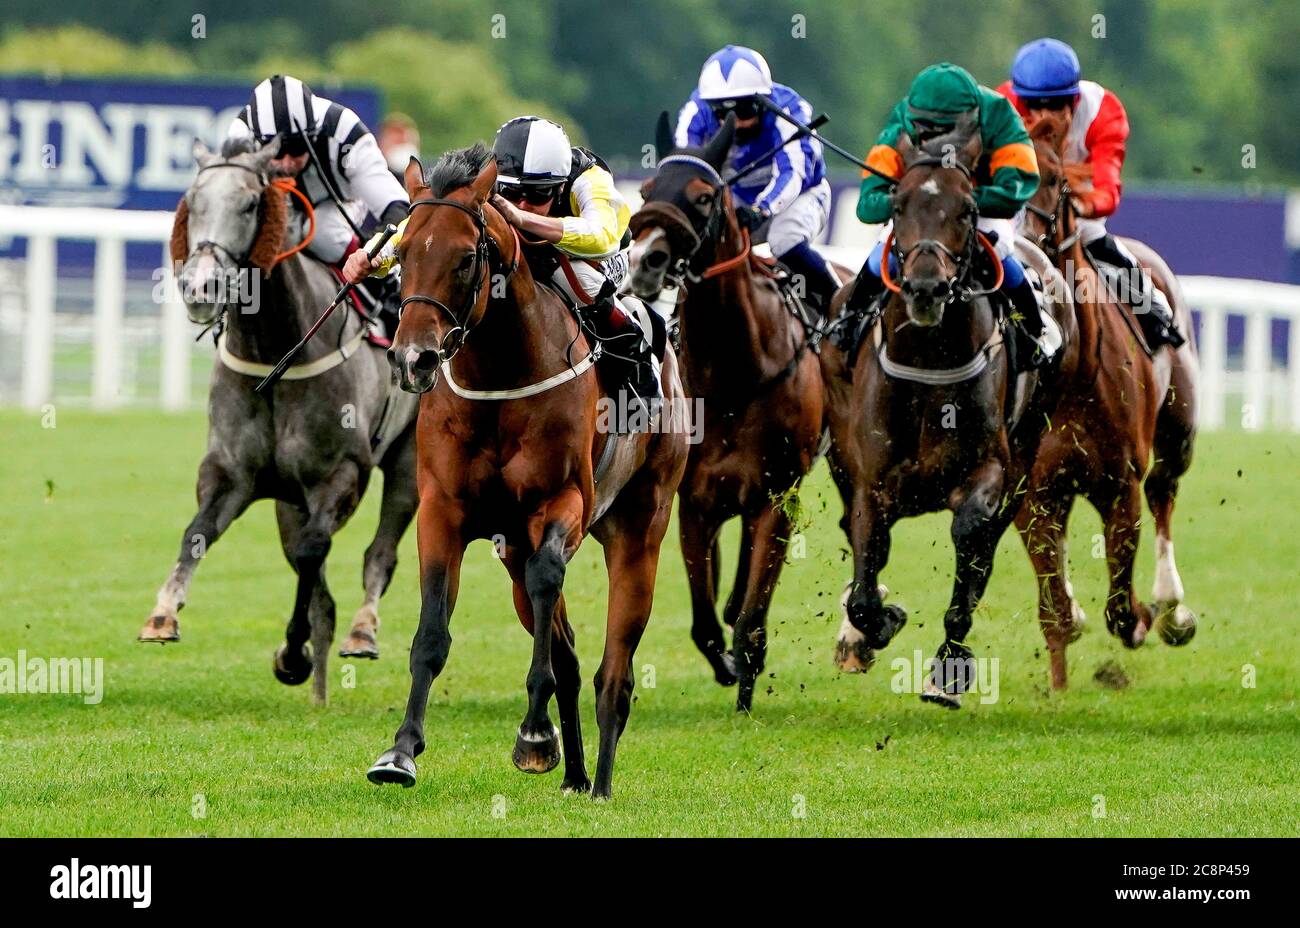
275,462,364,705
679,499,734,686
1091,478,1152,648
731,501,792,713
1015,489,1084,691
138,458,252,643
840,485,904,658
513,510,581,776
367,509,464,788
924,459,1007,708
342,434,418,659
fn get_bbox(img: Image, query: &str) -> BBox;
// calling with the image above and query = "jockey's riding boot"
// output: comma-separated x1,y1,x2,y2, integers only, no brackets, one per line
843,262,886,318
779,242,839,316
1086,234,1186,350
586,291,662,428
373,275,403,342
1006,276,1056,369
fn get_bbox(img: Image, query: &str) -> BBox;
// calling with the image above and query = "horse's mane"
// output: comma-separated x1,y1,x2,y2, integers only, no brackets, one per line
222,136,258,158
424,142,494,196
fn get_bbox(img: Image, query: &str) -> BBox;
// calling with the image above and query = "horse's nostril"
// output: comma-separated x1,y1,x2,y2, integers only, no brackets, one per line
413,350,440,375
645,250,669,270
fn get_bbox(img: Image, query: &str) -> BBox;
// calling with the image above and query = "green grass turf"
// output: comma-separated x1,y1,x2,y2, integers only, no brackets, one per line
0,409,1296,836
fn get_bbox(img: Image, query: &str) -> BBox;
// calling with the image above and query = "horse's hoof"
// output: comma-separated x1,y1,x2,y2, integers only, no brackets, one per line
338,630,379,659
272,643,312,686
1153,602,1197,646
834,633,876,673
920,678,963,709
712,650,738,687
561,775,592,795
367,749,417,787
512,725,561,774
137,614,180,643
863,603,908,650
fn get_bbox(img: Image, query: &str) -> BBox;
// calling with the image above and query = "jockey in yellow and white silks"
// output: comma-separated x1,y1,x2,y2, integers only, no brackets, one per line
346,117,661,415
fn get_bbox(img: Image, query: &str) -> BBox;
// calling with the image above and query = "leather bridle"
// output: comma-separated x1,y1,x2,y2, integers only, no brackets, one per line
190,160,270,266
398,197,520,366
883,155,1002,302
1024,172,1082,259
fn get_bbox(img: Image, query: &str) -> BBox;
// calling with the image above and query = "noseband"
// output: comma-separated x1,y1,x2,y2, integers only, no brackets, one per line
882,156,1002,301
398,197,520,365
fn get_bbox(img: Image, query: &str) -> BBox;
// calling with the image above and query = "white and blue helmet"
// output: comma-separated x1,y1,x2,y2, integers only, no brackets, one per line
696,45,773,101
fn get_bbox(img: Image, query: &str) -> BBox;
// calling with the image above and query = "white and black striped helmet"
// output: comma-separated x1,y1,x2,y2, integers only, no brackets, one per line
492,116,572,187
242,74,317,144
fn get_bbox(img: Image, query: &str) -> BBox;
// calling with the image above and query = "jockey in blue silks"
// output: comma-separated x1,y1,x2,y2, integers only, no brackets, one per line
674,45,841,312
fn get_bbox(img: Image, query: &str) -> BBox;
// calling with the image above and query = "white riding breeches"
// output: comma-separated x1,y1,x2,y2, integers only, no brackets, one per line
766,179,832,257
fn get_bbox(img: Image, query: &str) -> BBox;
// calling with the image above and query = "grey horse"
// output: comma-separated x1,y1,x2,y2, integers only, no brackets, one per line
137,135,419,705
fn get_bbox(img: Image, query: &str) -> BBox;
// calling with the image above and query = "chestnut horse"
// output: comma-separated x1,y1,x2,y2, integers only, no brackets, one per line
628,114,829,712
366,145,687,800
1014,114,1198,688
822,123,1073,706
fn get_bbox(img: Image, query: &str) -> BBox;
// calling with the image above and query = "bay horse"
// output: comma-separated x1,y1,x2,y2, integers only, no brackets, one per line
1014,112,1198,688
366,146,687,800
627,114,830,712
138,136,420,706
822,122,1074,706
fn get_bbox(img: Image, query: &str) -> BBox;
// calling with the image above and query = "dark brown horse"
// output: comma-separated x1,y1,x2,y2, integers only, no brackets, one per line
821,123,1073,706
366,145,687,800
1015,114,1198,688
628,114,829,712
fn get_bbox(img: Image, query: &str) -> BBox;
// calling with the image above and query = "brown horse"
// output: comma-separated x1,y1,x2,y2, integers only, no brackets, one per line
821,122,1073,706
366,145,688,800
627,114,829,712
1015,114,1198,688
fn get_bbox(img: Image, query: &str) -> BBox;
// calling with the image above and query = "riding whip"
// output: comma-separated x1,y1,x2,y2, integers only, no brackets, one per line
754,95,899,188
254,223,398,394
726,112,829,185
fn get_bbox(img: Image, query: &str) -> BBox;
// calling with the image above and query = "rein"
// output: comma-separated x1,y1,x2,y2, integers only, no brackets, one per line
1024,176,1082,260
399,196,519,367
873,156,1009,385
192,160,317,268
400,196,601,401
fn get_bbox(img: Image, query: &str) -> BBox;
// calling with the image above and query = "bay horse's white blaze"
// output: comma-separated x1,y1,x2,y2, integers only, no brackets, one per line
919,178,941,196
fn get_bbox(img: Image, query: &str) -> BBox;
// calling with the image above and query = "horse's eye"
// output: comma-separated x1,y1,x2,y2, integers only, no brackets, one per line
456,252,475,272
241,199,257,214
695,192,713,207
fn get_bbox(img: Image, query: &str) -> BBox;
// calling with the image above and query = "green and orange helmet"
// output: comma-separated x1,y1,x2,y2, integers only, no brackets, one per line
904,63,981,140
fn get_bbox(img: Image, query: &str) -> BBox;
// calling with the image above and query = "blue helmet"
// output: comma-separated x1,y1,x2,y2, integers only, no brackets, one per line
1011,38,1081,98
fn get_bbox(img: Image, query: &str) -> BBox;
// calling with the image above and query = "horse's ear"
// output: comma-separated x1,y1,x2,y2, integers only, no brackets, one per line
192,138,216,169
251,133,281,173
403,155,425,198
896,128,918,168
701,112,735,170
639,176,656,203
470,157,498,202
953,112,982,170
655,111,675,163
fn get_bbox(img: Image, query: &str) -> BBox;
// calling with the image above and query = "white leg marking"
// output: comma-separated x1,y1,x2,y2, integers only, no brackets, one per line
1153,532,1185,604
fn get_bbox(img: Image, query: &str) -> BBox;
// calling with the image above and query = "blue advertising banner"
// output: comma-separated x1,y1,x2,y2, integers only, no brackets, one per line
0,75,381,211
